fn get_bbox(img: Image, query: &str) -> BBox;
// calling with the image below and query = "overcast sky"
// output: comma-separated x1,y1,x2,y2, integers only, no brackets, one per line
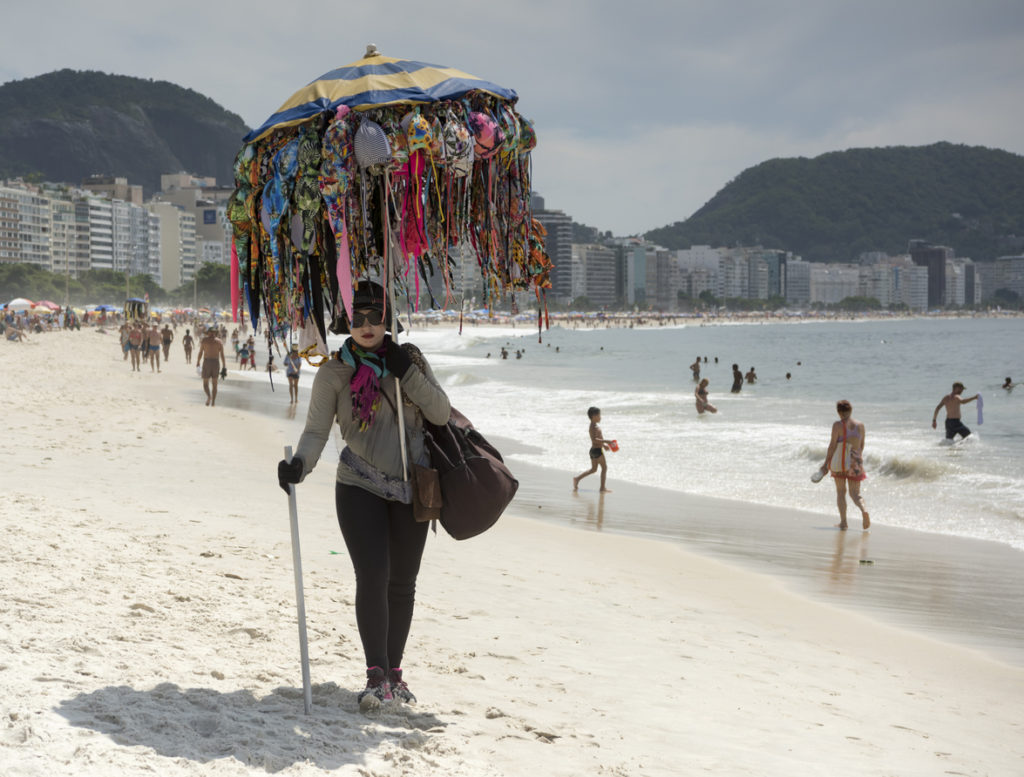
3,1,1023,234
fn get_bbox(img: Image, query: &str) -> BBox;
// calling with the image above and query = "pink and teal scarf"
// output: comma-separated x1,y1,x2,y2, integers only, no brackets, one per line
338,337,390,430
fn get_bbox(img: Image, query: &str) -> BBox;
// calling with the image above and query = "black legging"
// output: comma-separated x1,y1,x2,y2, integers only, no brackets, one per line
335,482,429,672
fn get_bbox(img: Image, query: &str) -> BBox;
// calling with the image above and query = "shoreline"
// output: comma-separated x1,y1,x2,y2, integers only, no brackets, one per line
3,331,1024,776
157,340,1024,669
406,308,1024,331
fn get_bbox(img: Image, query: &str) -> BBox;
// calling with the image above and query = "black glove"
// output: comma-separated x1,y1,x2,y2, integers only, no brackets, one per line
278,455,304,494
220,367,227,379
384,340,413,379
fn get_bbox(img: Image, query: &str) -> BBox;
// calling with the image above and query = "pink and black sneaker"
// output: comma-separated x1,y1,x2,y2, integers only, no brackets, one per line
357,666,392,709
388,668,416,704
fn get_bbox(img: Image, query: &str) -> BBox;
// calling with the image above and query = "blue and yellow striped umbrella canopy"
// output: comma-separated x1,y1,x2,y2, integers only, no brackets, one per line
245,47,518,143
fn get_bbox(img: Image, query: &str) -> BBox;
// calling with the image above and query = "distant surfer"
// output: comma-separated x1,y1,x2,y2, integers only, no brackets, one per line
931,382,979,440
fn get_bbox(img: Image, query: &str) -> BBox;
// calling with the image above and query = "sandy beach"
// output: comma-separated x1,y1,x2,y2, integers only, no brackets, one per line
2,329,1023,776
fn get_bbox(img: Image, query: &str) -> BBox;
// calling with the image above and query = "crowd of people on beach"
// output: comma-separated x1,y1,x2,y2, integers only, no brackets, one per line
1,304,84,341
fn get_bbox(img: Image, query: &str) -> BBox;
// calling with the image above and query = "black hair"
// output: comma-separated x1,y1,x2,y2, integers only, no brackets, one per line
587,406,600,418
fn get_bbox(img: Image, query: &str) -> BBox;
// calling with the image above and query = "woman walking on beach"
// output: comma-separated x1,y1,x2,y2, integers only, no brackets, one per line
278,281,450,708
819,399,870,530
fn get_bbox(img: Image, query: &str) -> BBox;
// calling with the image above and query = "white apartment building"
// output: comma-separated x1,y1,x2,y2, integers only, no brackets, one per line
896,263,929,311
785,260,811,305
111,199,134,274
943,258,981,307
0,188,18,262
148,201,197,291
621,241,653,308
155,175,234,271
676,245,721,300
809,263,860,305
857,257,927,311
0,184,52,269
85,196,114,272
747,255,769,300
718,253,749,299
571,243,619,308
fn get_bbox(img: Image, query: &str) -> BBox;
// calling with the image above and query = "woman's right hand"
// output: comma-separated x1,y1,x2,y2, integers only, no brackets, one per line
278,456,304,493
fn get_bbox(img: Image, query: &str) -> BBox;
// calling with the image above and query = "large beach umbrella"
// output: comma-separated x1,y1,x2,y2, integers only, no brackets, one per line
244,51,519,144
228,45,552,360
5,298,35,312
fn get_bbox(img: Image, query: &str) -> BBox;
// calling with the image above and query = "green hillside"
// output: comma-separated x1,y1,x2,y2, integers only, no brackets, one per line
646,142,1024,262
0,69,251,194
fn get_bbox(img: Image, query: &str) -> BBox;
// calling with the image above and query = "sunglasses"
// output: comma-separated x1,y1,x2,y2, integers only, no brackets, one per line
349,309,385,328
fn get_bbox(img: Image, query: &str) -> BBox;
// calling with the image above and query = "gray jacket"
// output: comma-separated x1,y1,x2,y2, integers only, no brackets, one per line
292,347,451,501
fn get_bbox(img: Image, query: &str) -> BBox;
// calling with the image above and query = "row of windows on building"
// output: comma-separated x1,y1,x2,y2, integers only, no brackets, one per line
0,174,234,292
532,197,1023,310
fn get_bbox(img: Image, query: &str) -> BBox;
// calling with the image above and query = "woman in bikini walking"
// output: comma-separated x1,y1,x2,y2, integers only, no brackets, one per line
819,399,870,530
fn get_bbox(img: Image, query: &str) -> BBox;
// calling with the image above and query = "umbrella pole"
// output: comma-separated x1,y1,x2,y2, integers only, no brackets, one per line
284,445,313,715
383,182,409,480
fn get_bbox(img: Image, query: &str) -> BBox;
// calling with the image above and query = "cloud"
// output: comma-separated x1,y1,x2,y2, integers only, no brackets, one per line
2,0,1023,235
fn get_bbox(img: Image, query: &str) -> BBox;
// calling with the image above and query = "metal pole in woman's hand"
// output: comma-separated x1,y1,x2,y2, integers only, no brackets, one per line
284,445,313,715
387,256,409,479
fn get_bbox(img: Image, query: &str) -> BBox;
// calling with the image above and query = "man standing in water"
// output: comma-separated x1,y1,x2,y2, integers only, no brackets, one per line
198,327,227,406
932,381,979,440
731,363,743,393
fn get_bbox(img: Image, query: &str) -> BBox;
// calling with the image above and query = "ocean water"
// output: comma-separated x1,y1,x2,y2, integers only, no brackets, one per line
392,316,1024,553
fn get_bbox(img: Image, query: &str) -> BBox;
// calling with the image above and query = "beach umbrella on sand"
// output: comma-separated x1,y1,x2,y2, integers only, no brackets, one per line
5,298,35,312
228,44,552,360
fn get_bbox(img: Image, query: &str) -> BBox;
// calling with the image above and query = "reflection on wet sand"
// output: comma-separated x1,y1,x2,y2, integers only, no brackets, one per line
508,458,1024,667
828,530,871,588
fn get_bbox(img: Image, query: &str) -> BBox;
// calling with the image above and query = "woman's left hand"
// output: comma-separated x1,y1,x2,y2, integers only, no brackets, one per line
384,340,412,378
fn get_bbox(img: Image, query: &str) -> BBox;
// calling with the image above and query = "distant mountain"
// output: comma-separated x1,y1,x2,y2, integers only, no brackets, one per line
646,142,1024,262
0,69,251,195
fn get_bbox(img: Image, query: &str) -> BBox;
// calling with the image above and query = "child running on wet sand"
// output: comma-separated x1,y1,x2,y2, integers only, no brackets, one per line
573,406,612,492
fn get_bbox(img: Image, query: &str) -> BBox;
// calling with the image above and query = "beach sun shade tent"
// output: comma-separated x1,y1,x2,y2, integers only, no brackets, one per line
228,45,553,361
124,298,149,321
